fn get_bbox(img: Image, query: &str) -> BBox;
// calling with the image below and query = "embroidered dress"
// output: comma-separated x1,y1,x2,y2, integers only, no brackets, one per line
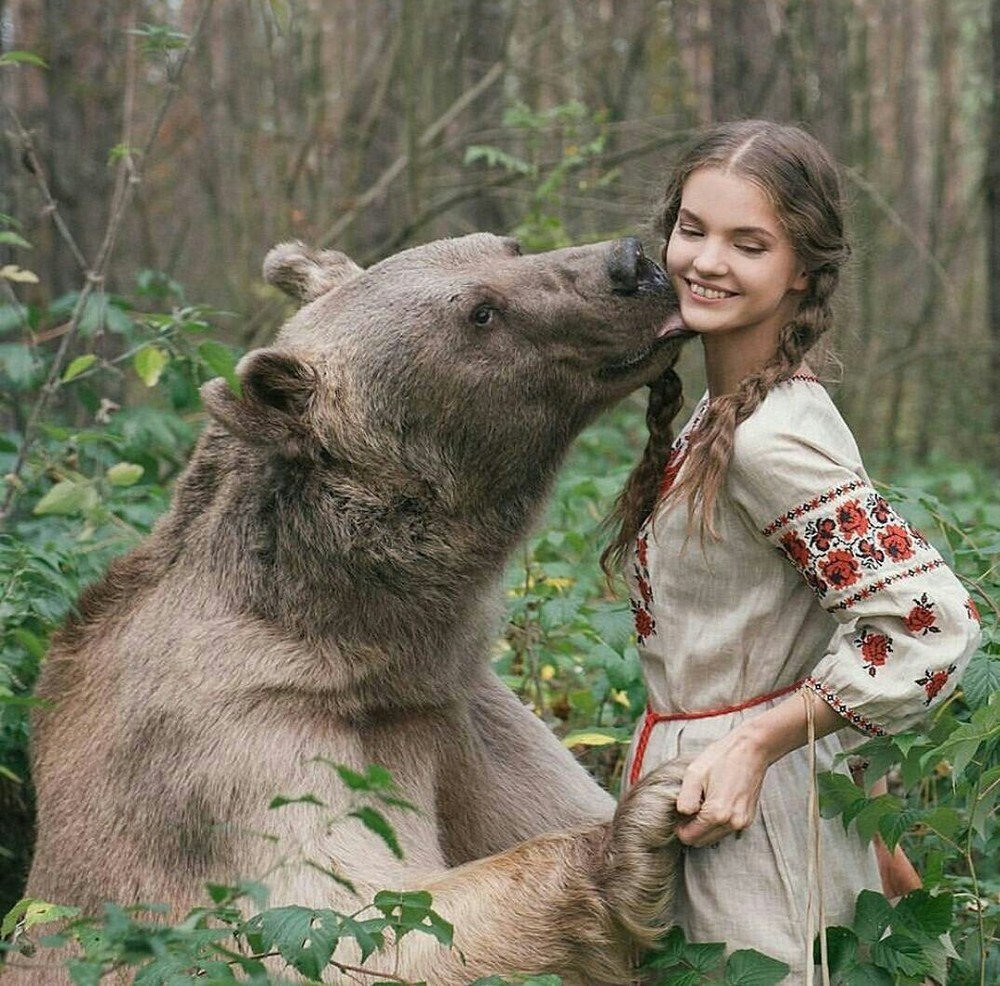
622,377,981,978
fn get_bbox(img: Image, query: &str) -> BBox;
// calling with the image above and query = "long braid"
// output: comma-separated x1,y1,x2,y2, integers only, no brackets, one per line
602,121,849,574
600,368,684,577
670,276,836,538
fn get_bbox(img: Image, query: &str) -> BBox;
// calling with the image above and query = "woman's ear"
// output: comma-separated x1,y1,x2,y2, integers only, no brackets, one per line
200,348,320,458
791,266,810,293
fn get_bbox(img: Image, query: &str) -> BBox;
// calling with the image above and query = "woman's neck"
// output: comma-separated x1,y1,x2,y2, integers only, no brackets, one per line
702,330,780,398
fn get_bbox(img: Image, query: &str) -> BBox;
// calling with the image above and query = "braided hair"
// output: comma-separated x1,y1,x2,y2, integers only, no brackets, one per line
602,121,849,576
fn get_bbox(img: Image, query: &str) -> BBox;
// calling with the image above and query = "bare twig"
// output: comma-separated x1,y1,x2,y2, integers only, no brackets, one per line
0,0,216,525
317,60,506,248
1,108,90,275
843,165,963,322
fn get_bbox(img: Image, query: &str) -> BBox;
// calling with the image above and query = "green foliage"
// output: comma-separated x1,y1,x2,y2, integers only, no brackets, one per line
643,926,789,984
464,101,612,252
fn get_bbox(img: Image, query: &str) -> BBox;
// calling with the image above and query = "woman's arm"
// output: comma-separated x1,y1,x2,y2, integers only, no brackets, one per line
675,688,841,846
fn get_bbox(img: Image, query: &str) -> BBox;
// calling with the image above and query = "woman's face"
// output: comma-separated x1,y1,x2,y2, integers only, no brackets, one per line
663,167,808,343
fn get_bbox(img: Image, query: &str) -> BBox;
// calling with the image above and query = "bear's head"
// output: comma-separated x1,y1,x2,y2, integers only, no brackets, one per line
202,234,685,489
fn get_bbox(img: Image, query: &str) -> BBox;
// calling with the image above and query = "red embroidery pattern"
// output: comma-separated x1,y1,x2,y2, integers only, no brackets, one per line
803,678,886,736
853,625,893,676
831,560,945,612
904,593,940,636
965,597,981,624
915,663,958,706
629,401,710,645
762,481,866,538
770,489,937,603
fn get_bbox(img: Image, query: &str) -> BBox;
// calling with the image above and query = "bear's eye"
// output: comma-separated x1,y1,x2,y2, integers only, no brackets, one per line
471,304,496,326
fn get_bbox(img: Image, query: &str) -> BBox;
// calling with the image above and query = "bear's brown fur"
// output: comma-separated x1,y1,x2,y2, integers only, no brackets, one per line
15,234,689,985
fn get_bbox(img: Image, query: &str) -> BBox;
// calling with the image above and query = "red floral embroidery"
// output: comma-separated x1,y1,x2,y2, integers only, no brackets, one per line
833,560,945,612
904,593,940,636
631,599,654,642
808,517,838,552
636,534,649,568
878,524,914,563
636,575,653,606
819,549,861,589
780,531,811,570
965,597,981,624
915,664,957,705
836,500,869,538
764,486,942,606
761,480,865,538
854,625,893,676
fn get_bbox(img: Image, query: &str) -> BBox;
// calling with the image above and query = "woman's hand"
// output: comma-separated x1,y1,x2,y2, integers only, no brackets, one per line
675,728,770,847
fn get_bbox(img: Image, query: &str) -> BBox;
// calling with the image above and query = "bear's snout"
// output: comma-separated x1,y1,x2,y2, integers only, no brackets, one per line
605,237,671,297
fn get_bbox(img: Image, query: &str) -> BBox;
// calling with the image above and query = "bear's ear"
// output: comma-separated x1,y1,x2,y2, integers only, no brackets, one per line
200,348,320,457
263,242,363,303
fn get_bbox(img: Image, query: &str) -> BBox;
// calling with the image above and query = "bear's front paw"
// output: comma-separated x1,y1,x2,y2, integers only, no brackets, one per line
599,759,687,946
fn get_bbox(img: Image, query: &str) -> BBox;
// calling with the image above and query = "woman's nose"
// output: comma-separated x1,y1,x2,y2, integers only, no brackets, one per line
692,241,728,276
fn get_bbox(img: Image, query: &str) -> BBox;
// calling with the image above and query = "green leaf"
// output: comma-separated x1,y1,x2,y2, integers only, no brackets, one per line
33,479,98,516
241,906,339,981
811,927,857,975
870,934,933,977
338,915,385,962
817,771,866,823
0,264,39,283
840,965,892,985
350,806,403,859
0,50,48,68
105,462,144,487
561,728,623,748
852,890,895,944
682,939,726,972
62,354,98,382
0,231,32,249
268,792,325,810
2,898,81,938
877,808,924,852
723,948,790,984
891,890,953,938
67,962,103,986
198,340,241,396
961,652,1000,709
372,889,452,945
134,345,169,387
853,795,901,845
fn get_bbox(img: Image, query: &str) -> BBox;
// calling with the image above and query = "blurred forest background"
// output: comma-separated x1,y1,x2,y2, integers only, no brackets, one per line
1,2,999,983
2,0,999,466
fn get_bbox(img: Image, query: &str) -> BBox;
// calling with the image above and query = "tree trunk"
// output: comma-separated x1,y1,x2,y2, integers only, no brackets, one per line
989,0,1000,467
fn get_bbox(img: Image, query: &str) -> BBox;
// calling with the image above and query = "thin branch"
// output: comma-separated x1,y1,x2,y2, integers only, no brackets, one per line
843,165,963,322
317,60,506,248
0,0,216,525
364,131,684,263
1,108,90,275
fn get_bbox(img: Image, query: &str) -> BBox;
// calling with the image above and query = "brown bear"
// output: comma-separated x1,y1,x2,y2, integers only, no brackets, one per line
14,233,690,985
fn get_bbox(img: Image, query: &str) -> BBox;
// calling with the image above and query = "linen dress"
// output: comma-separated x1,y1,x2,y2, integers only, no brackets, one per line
621,376,981,978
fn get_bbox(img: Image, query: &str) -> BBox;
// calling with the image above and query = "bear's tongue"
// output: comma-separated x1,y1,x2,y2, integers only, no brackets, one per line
657,313,694,340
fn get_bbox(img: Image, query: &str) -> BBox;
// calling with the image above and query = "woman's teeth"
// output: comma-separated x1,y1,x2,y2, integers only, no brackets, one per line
688,280,733,300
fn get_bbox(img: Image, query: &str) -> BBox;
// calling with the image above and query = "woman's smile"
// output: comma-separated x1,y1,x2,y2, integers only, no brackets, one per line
664,167,807,342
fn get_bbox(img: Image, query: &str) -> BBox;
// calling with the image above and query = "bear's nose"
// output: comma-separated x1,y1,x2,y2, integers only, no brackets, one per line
606,237,644,294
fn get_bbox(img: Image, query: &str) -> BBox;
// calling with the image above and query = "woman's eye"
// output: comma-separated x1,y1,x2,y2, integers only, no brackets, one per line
471,304,495,326
678,225,702,238
736,244,766,256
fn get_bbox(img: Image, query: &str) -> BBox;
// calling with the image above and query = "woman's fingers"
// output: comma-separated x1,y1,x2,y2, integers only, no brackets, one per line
675,767,705,816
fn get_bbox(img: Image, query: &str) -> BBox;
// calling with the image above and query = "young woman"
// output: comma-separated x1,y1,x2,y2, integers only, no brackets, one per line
604,121,981,974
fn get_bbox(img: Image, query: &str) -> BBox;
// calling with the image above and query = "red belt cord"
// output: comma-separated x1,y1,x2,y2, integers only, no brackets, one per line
627,678,806,787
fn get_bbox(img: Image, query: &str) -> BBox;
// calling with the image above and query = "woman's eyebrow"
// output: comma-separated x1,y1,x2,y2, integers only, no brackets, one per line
678,208,777,242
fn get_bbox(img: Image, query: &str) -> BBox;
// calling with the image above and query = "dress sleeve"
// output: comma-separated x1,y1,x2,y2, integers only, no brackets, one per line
728,405,982,737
